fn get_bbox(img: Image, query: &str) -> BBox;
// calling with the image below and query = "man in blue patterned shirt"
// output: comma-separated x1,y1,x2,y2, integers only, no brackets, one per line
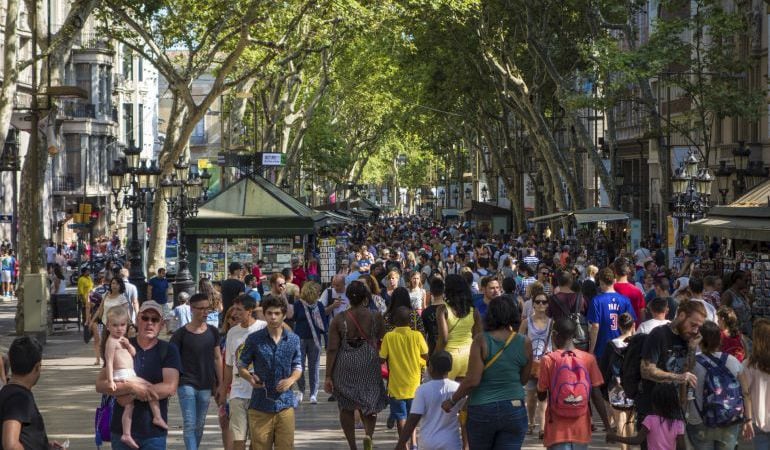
238,295,302,449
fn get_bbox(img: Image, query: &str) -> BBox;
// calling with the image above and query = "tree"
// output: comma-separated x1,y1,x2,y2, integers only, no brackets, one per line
13,0,102,334
100,0,320,273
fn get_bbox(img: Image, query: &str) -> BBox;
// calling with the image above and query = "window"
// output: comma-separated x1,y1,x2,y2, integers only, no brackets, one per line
138,104,144,150
65,134,81,188
123,104,134,145
138,57,143,81
75,63,91,100
122,46,133,80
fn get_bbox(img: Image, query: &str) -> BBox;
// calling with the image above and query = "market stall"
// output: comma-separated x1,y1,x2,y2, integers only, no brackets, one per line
688,181,770,320
459,201,512,234
184,174,316,281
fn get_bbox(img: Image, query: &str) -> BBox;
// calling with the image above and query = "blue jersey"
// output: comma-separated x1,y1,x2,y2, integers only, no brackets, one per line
587,292,636,358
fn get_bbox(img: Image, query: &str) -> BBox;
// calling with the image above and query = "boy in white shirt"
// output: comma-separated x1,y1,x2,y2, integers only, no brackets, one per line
396,351,465,450
219,294,266,450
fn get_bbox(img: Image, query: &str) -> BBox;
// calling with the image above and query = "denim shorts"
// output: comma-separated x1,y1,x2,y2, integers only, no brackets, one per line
467,399,528,450
388,397,413,421
549,444,588,450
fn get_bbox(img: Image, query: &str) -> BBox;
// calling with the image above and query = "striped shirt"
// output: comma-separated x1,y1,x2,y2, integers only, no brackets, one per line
522,256,540,268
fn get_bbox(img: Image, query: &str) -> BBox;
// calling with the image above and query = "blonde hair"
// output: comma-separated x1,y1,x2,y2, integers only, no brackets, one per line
300,281,322,303
106,305,129,325
587,265,599,278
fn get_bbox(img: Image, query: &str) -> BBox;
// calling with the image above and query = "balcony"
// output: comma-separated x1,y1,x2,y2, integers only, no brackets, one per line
60,102,96,119
190,133,208,146
76,32,112,51
52,175,81,193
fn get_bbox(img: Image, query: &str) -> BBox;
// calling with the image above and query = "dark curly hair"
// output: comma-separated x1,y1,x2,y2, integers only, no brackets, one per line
444,274,473,318
346,280,369,307
386,287,412,315
484,296,518,331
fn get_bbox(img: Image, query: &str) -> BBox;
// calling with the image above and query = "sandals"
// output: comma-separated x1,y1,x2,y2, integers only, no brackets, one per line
527,424,535,435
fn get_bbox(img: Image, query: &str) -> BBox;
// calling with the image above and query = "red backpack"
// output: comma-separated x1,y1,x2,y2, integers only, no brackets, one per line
549,350,591,418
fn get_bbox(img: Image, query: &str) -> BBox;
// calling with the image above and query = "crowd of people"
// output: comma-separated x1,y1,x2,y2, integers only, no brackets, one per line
1,217,769,450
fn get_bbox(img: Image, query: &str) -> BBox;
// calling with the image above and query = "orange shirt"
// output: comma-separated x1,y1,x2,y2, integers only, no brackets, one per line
537,349,604,447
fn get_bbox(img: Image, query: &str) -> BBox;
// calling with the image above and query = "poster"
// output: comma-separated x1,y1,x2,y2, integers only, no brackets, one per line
318,237,337,283
667,215,676,268
630,219,642,253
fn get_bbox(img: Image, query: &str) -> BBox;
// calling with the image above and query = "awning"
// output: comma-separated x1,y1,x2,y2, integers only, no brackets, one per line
528,211,569,222
573,211,630,224
688,215,770,241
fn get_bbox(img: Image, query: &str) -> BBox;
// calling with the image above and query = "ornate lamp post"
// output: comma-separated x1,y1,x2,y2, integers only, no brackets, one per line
160,157,211,298
671,149,714,249
108,143,161,301
481,186,488,203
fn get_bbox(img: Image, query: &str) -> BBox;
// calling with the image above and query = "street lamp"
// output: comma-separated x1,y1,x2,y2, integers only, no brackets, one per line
481,186,488,202
464,186,472,200
109,142,161,301
671,149,713,222
438,188,446,208
160,157,211,299
452,187,459,207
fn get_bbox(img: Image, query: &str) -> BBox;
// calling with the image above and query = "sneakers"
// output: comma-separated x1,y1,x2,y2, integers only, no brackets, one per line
363,436,373,450
386,416,395,429
310,395,317,404
296,392,304,405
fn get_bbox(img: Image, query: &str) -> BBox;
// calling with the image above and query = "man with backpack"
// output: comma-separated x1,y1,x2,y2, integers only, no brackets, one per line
686,321,746,448
537,317,612,450
588,268,636,358
630,299,706,443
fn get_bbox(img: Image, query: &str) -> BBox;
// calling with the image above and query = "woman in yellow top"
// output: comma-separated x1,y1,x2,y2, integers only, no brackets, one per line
436,274,482,380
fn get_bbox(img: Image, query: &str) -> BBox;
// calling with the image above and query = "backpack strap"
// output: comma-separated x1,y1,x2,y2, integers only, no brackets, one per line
484,331,516,370
573,292,583,315
551,294,570,316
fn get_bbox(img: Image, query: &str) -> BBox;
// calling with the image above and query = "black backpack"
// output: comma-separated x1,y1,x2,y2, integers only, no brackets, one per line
620,333,648,400
551,293,589,351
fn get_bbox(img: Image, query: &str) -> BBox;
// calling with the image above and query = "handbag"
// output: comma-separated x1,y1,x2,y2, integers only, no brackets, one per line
83,323,93,344
347,311,389,379
94,394,115,447
551,293,589,351
530,319,552,380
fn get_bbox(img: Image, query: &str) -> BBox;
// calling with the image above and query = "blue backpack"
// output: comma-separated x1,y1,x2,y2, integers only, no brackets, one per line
694,353,744,427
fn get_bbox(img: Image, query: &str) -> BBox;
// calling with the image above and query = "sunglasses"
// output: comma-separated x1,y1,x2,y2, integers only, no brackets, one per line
140,315,161,323
534,300,548,305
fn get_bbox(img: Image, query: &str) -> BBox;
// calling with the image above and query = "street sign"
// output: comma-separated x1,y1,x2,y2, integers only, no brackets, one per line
261,153,284,166
0,214,12,223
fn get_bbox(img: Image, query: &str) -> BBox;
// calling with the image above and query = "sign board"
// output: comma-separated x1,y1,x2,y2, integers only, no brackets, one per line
261,153,284,166
630,219,642,252
0,214,12,223
667,215,676,268
318,237,337,283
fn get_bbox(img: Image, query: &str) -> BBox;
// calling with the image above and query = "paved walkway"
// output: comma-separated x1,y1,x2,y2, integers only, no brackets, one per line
0,298,622,449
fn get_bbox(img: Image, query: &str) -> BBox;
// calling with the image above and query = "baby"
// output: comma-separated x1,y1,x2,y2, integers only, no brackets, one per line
104,306,167,449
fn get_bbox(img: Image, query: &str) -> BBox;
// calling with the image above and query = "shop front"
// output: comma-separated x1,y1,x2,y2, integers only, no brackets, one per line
184,175,316,281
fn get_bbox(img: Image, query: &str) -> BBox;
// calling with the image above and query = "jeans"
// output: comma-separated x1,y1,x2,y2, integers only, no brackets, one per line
686,423,740,449
297,338,321,397
549,444,588,450
755,425,770,450
110,434,166,450
177,385,212,450
467,400,528,450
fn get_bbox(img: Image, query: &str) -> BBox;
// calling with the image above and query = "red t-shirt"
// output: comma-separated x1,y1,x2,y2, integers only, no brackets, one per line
614,282,645,325
537,349,604,447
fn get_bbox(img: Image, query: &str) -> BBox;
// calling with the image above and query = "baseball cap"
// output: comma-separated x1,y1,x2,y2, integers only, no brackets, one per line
139,301,164,316
228,261,243,273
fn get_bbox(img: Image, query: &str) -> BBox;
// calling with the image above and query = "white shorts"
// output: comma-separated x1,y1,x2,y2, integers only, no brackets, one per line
114,368,137,381
1,270,11,283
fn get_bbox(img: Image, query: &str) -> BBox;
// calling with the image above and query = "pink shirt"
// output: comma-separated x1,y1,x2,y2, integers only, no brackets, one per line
642,415,684,450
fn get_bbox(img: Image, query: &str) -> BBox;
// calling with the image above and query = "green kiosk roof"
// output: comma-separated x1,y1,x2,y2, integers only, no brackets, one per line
185,174,316,236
